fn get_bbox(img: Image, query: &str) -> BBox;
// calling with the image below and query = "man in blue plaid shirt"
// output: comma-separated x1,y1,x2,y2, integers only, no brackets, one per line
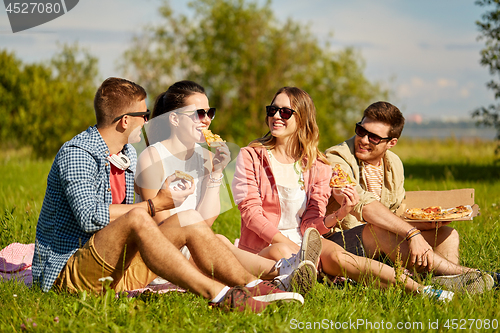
32,77,304,312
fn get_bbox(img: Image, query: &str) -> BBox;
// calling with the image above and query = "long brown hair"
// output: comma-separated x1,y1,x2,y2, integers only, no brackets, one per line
250,87,329,171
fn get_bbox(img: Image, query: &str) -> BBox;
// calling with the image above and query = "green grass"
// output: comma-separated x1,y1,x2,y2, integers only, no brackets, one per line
1,139,500,332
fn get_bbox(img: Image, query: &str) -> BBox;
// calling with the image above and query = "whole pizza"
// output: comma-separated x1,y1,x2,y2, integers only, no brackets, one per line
403,205,473,220
330,164,356,188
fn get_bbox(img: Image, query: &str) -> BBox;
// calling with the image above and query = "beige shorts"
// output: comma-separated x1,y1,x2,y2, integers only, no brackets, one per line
54,234,157,294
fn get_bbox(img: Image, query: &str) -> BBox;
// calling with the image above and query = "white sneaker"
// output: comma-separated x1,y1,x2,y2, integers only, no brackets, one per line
274,260,317,295
276,253,300,276
421,286,454,302
275,228,322,276
299,228,322,266
431,270,495,294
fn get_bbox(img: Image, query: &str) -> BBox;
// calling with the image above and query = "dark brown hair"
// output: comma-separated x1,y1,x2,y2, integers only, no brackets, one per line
94,77,147,127
362,101,405,138
152,80,206,118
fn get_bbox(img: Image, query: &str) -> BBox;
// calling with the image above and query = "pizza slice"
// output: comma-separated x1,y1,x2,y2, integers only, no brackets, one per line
201,129,225,147
444,205,473,219
174,170,194,183
404,206,443,220
329,164,356,188
404,205,473,220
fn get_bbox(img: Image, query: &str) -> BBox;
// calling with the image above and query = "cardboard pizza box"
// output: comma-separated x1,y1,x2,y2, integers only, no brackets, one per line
395,188,480,222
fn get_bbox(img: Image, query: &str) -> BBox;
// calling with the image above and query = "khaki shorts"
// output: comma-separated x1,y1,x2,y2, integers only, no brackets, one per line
54,234,157,293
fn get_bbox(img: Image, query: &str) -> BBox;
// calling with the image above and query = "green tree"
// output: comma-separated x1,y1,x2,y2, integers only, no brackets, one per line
121,0,387,150
0,44,99,158
475,0,500,153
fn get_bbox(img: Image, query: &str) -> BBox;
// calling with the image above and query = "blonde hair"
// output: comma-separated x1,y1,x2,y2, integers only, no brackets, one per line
250,87,329,171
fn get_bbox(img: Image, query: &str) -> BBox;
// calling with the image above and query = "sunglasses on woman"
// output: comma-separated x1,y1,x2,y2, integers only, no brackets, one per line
355,122,392,145
266,105,296,120
178,108,216,122
113,110,151,123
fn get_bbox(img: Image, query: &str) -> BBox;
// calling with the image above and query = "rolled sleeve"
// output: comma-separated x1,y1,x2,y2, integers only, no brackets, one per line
300,163,331,236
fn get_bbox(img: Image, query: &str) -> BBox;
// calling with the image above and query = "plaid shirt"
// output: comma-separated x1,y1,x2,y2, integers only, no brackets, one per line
32,126,136,292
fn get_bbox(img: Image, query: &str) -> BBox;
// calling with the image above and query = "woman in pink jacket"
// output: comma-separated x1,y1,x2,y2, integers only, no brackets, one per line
231,86,454,301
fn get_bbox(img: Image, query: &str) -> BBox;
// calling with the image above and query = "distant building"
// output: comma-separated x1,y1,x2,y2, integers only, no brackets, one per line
406,113,423,124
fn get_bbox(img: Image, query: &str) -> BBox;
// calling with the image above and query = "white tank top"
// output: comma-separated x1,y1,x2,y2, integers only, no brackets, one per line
135,142,205,214
269,152,307,245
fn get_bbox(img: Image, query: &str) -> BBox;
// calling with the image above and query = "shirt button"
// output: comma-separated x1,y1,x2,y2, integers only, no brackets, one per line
105,150,109,155
107,188,111,192
105,163,109,167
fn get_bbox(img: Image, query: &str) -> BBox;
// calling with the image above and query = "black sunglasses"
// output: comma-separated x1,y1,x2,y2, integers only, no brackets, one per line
178,108,216,121
113,110,151,123
355,122,392,145
266,105,296,120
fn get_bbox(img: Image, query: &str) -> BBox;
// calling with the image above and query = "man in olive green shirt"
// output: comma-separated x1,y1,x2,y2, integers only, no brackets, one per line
323,101,495,293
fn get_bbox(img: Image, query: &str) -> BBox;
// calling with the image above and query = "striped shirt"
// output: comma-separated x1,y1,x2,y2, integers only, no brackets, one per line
362,161,384,201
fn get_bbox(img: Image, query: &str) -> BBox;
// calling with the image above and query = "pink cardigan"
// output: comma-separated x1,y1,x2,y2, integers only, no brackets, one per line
232,146,332,254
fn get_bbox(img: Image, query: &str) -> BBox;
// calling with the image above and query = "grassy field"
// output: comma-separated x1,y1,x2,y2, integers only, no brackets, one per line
1,139,499,332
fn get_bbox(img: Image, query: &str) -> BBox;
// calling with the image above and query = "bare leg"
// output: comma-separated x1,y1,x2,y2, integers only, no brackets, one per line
362,225,471,275
320,239,422,293
157,210,258,286
93,208,225,299
421,226,460,265
216,235,280,279
258,243,296,262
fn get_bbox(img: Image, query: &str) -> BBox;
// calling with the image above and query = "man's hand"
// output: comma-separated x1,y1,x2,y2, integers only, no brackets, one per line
408,234,434,272
411,220,452,230
154,174,195,211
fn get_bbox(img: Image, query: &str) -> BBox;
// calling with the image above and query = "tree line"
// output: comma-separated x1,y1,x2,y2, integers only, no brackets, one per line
3,0,388,158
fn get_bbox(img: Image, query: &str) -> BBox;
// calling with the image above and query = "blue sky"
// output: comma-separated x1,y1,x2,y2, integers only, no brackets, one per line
0,0,496,120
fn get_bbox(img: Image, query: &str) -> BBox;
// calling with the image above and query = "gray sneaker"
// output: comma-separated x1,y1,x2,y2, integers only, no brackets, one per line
299,228,322,266
274,260,317,295
431,270,495,294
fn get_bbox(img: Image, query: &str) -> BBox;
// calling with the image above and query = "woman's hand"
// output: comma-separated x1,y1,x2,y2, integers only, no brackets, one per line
336,185,359,217
211,142,231,173
154,174,195,211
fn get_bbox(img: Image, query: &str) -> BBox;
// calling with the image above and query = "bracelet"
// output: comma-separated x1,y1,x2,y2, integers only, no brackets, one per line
334,211,342,225
406,229,420,241
209,172,224,183
207,182,222,188
406,230,421,241
405,227,417,239
147,199,155,217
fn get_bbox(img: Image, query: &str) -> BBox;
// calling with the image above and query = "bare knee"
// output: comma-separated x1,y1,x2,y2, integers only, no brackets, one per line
439,226,460,244
320,250,343,276
123,208,157,231
216,234,234,248
176,209,205,227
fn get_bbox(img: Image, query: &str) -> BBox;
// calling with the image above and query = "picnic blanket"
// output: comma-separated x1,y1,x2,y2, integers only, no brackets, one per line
0,243,185,297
